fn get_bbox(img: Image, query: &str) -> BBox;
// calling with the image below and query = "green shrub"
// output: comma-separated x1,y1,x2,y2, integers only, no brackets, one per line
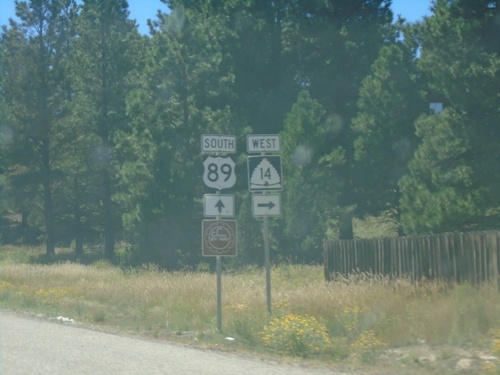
260,313,333,357
350,329,386,363
482,329,500,374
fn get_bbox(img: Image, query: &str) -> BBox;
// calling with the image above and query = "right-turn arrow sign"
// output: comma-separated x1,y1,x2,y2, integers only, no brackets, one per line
252,194,281,217
257,201,275,210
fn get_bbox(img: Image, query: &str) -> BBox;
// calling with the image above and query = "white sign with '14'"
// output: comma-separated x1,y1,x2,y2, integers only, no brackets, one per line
247,155,282,192
203,156,236,191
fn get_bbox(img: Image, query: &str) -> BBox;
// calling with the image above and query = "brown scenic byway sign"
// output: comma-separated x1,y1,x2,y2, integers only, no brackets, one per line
202,219,237,257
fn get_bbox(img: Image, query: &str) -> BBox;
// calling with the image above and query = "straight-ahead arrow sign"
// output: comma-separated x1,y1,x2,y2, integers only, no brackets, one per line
215,199,226,213
252,194,281,217
204,194,235,218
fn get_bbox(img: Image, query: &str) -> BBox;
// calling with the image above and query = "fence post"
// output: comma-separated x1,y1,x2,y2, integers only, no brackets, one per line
489,232,499,290
458,232,465,283
435,234,442,280
480,232,487,283
470,232,477,286
324,240,330,281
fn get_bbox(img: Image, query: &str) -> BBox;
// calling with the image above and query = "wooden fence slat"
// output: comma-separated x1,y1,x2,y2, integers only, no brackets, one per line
378,239,383,274
481,232,488,283
472,232,478,285
491,232,499,290
425,236,432,279
323,240,330,281
459,232,465,283
437,234,442,279
410,236,416,282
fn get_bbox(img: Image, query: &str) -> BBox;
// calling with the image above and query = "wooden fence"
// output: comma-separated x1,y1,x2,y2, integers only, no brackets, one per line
323,231,500,285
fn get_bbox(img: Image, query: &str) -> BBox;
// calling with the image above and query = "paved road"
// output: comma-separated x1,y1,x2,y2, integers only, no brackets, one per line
0,312,350,375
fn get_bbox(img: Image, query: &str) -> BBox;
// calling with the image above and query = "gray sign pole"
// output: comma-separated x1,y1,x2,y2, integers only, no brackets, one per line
216,254,222,331
216,190,222,332
247,134,281,317
260,150,272,316
201,135,237,333
263,214,272,316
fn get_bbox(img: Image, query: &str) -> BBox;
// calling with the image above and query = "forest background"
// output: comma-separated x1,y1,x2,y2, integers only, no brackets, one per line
0,0,499,270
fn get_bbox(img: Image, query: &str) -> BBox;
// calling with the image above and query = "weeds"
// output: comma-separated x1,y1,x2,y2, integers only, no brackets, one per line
350,329,386,362
260,313,333,357
482,329,500,374
1,245,500,371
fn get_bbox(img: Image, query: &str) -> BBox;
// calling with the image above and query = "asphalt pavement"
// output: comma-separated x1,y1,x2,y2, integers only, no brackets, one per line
0,311,350,375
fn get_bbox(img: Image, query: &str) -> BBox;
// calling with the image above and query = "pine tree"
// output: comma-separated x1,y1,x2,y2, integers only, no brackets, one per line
399,0,500,233
1,0,78,254
118,4,236,268
280,91,345,261
71,0,139,259
290,0,396,239
351,41,426,233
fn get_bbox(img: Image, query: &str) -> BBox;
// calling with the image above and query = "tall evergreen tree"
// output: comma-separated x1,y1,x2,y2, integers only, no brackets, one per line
351,41,426,233
71,0,139,259
119,5,236,268
280,90,345,261
399,0,500,234
1,0,78,254
0,45,6,241
290,0,395,239
166,0,299,135
164,0,395,245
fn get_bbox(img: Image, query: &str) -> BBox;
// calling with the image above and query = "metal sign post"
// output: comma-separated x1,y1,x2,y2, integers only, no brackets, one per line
216,220,222,332
263,214,272,316
247,134,282,317
201,134,237,332
201,211,237,331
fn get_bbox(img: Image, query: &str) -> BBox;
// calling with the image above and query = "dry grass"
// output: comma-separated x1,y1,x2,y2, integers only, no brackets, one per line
1,245,500,372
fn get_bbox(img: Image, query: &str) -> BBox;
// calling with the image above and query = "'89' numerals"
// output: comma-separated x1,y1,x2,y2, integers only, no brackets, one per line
203,156,236,190
206,163,233,182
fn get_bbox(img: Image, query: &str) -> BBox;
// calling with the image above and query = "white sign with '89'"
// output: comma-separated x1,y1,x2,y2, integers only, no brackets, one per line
203,156,236,191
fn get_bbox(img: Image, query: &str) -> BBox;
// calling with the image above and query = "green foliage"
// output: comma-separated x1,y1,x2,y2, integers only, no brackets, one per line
350,330,387,363
1,0,79,255
280,91,345,261
260,313,333,357
0,0,498,265
351,43,426,228
399,110,487,233
116,5,238,268
399,0,500,234
70,0,141,259
484,328,500,373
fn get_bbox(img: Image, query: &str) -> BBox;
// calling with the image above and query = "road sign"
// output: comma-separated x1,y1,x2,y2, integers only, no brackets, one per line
247,155,283,192
202,219,237,256
203,156,236,190
247,134,280,153
201,134,236,154
204,194,235,218
252,194,281,217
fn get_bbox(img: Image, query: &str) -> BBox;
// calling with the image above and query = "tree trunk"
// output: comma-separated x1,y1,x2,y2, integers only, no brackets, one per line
21,210,29,243
44,185,55,256
74,175,84,257
103,169,114,260
43,155,56,256
339,212,354,240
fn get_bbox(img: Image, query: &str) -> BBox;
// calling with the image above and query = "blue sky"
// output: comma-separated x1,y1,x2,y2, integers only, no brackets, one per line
1,0,432,35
